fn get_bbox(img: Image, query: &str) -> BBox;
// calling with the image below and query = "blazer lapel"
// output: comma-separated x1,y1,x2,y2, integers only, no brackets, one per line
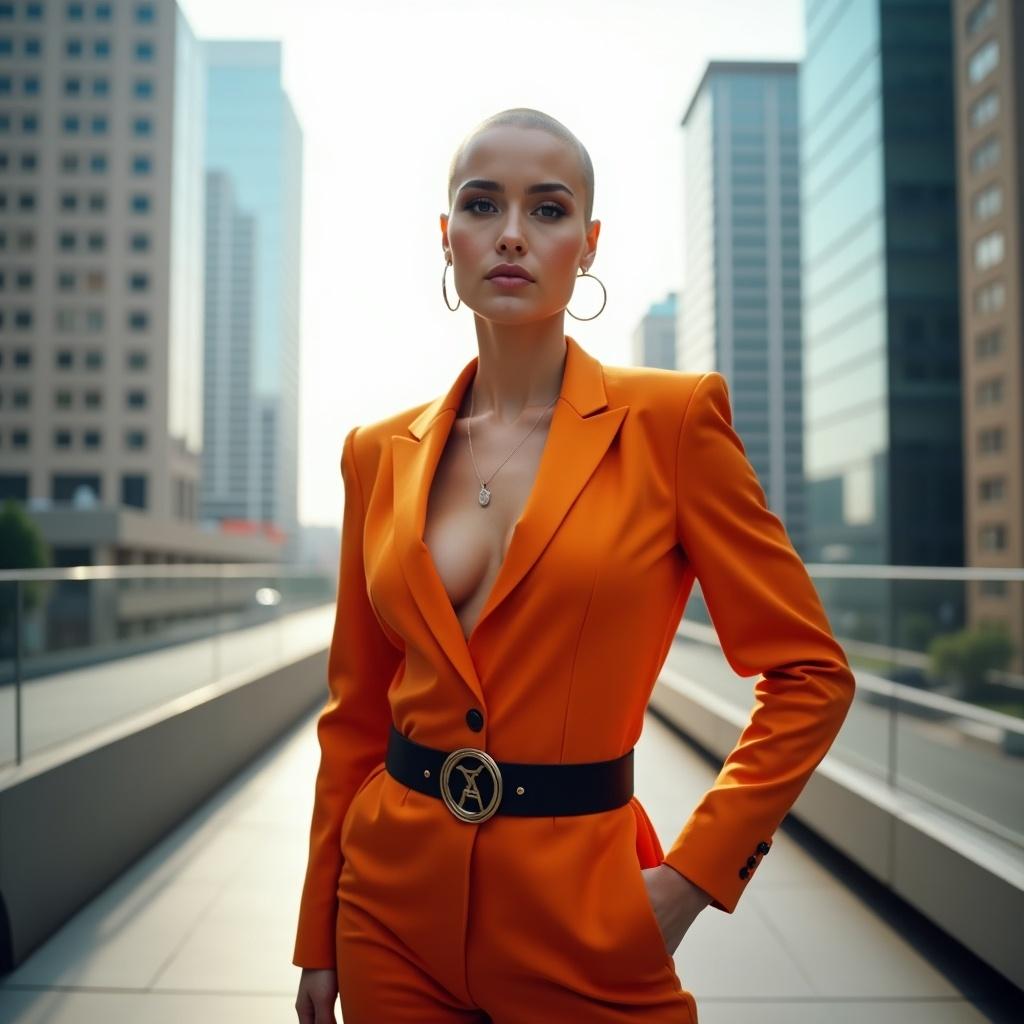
391,335,628,704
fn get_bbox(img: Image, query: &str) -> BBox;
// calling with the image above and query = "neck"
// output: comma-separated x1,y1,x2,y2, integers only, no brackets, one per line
465,313,568,424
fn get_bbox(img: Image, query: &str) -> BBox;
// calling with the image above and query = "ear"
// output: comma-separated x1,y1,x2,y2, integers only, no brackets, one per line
439,212,450,259
581,218,601,269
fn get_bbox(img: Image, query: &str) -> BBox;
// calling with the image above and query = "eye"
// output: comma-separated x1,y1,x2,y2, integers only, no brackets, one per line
536,202,566,219
464,196,497,214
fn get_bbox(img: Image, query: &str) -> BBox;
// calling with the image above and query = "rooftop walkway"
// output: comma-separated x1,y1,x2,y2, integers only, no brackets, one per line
0,688,1016,1022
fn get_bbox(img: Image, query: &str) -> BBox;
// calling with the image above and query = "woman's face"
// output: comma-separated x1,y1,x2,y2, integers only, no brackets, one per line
440,125,600,324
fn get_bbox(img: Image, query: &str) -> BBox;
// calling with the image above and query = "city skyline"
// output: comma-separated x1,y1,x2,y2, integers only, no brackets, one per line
177,0,806,527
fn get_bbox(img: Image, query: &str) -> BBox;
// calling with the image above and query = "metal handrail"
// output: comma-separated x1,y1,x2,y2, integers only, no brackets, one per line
0,563,329,582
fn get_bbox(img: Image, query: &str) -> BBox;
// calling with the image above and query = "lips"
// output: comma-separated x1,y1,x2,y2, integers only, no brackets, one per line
486,263,534,282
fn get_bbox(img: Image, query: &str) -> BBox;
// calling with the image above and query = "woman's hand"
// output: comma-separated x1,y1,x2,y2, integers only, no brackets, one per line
641,863,712,955
295,967,339,1023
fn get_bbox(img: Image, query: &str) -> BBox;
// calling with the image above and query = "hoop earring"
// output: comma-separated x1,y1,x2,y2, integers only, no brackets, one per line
442,259,461,312
566,267,606,321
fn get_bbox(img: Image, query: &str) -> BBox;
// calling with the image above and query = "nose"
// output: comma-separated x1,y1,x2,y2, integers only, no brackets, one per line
496,207,526,254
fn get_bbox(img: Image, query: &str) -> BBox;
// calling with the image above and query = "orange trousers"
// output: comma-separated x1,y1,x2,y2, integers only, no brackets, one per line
334,768,699,1022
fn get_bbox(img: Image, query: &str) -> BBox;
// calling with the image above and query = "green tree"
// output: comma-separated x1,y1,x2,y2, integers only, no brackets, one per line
0,499,51,618
929,622,1015,702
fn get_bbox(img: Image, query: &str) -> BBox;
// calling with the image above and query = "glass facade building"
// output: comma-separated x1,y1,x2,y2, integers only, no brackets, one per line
801,0,963,567
680,63,806,548
202,41,303,555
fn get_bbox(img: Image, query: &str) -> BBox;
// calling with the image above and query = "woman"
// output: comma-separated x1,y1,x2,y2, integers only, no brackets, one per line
294,108,856,1023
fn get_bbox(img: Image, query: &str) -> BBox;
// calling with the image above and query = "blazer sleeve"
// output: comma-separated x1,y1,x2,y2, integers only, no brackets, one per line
292,424,404,968
660,371,856,913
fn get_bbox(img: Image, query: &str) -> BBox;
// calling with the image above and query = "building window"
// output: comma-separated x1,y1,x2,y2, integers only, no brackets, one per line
130,193,150,213
83,429,101,449
87,192,105,212
125,428,146,450
67,2,85,19
979,579,1006,597
11,429,29,448
121,473,147,509
86,231,104,252
129,231,149,251
55,350,73,368
974,229,1004,270
131,154,151,175
55,389,73,408
14,348,32,367
96,3,113,20
135,4,156,24
968,89,999,130
133,40,154,61
65,38,83,58
131,116,152,137
127,310,148,330
12,388,29,408
133,77,153,99
63,76,81,96
973,279,1005,314
976,376,1003,405
127,350,148,370
978,523,1007,551
92,76,109,97
84,389,101,409
972,182,1002,221
975,327,1003,358
84,349,103,369
88,153,106,172
60,192,78,211
978,426,1004,453
979,476,1005,502
128,271,148,291
62,114,80,134
970,135,1000,174
126,388,147,409
89,114,108,135
968,39,999,84
966,0,997,37
92,38,110,58
54,428,73,449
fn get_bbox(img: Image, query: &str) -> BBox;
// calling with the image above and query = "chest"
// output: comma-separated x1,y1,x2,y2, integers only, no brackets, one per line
423,413,553,637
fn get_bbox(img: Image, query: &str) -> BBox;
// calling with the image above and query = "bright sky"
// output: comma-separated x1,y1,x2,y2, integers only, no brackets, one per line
177,0,804,528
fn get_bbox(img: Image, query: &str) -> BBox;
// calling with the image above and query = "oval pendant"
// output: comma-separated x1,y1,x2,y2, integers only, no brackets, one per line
478,485,491,507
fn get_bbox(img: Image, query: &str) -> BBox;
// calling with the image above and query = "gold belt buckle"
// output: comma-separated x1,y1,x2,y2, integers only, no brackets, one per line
440,747,503,823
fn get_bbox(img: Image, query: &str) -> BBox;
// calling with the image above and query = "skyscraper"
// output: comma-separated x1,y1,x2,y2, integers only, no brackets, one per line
800,0,963,568
951,0,1024,655
679,61,806,548
0,2,207,529
202,40,303,560
632,291,678,370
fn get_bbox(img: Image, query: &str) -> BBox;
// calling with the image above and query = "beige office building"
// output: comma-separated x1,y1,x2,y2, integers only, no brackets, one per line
951,0,1024,660
0,0,279,566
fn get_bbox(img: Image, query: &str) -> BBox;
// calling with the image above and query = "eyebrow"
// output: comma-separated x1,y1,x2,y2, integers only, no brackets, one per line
457,178,575,199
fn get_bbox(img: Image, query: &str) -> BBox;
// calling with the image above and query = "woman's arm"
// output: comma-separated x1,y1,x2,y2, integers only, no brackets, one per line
292,424,404,968
662,371,856,914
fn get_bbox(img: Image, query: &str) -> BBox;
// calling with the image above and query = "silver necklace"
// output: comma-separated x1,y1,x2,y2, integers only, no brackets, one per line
467,382,559,508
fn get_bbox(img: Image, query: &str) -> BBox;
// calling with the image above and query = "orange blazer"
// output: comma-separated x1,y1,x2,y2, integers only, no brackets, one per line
293,333,856,969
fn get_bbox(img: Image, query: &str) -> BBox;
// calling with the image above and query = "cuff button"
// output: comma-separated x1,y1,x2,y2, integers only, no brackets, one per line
739,866,750,880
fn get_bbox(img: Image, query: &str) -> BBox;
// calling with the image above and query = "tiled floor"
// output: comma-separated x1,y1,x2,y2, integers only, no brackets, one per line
0,699,1016,1022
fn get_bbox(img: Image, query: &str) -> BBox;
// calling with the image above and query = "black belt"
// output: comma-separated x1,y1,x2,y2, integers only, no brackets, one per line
385,722,634,823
